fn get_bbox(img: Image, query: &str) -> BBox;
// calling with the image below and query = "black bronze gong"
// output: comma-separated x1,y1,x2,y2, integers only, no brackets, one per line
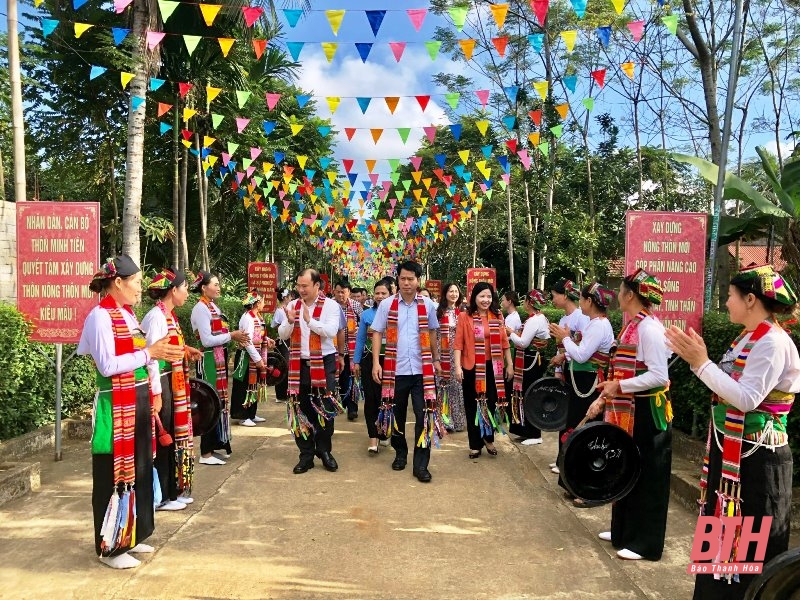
745,547,800,600
190,377,221,437
523,376,569,431
264,351,288,386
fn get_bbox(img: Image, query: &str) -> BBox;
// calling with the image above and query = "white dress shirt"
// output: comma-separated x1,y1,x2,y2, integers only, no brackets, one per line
617,316,671,394
191,300,231,348
510,312,550,349
562,316,615,363
277,297,340,358
78,305,152,378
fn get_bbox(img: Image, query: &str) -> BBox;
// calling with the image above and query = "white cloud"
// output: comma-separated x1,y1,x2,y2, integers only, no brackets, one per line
761,139,796,160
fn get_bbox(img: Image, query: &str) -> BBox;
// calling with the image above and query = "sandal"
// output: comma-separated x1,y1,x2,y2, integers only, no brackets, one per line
485,444,498,456
469,450,482,459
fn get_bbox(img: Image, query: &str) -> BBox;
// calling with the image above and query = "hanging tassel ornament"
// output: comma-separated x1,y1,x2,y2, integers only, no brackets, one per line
510,392,524,425
286,396,313,439
476,396,498,438
494,400,510,434
309,390,344,425
436,383,451,428
175,443,194,495
376,399,397,437
352,377,365,407
417,399,447,448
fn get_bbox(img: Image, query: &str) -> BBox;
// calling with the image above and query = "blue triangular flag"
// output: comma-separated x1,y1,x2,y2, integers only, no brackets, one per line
563,74,578,93
283,9,303,27
219,166,229,177
481,144,493,158
273,151,285,163
305,169,316,179
365,10,386,36
41,19,58,38
360,190,369,200
73,0,89,10
201,148,211,158
502,115,516,130
263,121,276,135
89,65,107,80
348,173,358,186
356,97,371,114
131,96,145,111
462,172,472,183
159,122,173,135
319,157,332,169
355,43,373,63
497,155,510,173
596,26,611,48
111,27,130,46
296,94,311,108
362,180,371,191
503,85,519,103
215,177,223,187
571,0,587,18
528,33,544,53
228,161,237,170
286,42,304,62
150,78,166,91
434,154,446,168
453,165,465,178
449,124,462,141
317,125,331,137
189,148,200,157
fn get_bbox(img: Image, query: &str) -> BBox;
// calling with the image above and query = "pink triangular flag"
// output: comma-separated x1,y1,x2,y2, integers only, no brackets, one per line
407,8,427,31
250,147,261,160
221,152,231,167
114,0,132,13
410,156,423,170
236,117,250,133
246,166,256,178
369,173,380,185
242,6,263,27
475,89,490,107
627,20,644,42
518,149,531,170
501,173,511,184
146,31,166,50
389,42,406,62
423,126,437,143
266,93,281,110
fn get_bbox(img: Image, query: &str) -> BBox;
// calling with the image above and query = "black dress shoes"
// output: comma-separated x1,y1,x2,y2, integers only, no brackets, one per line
319,452,338,471
413,468,432,483
347,412,358,421
391,457,407,471
293,461,314,474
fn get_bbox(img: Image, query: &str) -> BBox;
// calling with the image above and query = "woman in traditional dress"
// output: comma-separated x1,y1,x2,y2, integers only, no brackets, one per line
190,271,250,465
271,288,297,402
141,267,203,512
585,269,672,560
437,282,466,432
549,282,615,501
666,264,800,598
231,290,275,426
506,290,550,445
454,282,514,458
354,280,392,453
78,255,184,569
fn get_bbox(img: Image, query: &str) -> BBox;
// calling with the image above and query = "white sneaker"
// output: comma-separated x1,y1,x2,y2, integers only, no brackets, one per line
549,462,557,469
598,531,612,542
379,439,390,447
176,496,193,504
240,419,256,427
253,416,266,423
156,500,187,511
212,451,228,460
99,553,140,569
521,438,543,446
617,548,644,560
199,456,226,465
129,543,155,553
550,466,560,474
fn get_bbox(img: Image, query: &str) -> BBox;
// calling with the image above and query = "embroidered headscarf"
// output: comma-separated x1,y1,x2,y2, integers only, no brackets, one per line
148,266,186,290
553,278,581,302
526,289,547,310
91,254,139,286
241,289,262,308
731,264,797,306
624,268,664,306
584,282,615,309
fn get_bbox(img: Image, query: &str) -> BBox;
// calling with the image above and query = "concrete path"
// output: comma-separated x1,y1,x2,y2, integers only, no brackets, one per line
1,399,703,599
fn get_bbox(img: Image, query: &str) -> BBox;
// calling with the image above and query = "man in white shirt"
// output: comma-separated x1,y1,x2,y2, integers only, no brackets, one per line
278,269,342,474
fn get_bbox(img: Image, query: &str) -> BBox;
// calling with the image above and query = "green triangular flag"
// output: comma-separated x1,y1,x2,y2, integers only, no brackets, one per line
227,142,239,155
253,176,263,186
212,113,224,128
397,128,411,144
183,35,202,56
388,158,401,172
395,190,404,200
390,172,401,185
485,189,493,200
582,97,594,111
497,179,507,191
448,6,468,30
402,179,412,191
538,142,550,157
242,158,253,169
289,182,298,194
662,14,679,35
424,40,442,61
444,92,460,110
550,124,563,138
236,90,252,108
158,0,179,21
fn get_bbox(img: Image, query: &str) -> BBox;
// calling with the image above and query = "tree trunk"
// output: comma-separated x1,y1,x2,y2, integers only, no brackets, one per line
505,182,515,291
108,140,119,255
0,148,5,201
524,177,535,290
179,143,189,269
121,0,156,265
171,94,181,268
195,133,209,271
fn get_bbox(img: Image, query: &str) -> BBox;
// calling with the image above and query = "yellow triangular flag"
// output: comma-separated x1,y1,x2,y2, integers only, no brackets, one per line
290,123,304,136
183,34,202,56
422,177,432,190
120,72,135,90
203,135,216,147
458,149,470,165
533,81,548,100
621,61,635,79
561,30,578,53
218,38,235,57
490,3,509,29
183,108,197,122
243,197,252,208
555,103,569,119
412,171,423,184
74,23,94,38
207,156,218,166
297,155,308,169
327,171,338,184
612,0,625,14
199,3,222,26
206,86,222,104
528,131,540,145
476,120,490,136
458,39,476,61
262,162,274,174
325,9,345,35
34,0,44,6
326,96,341,114
413,188,423,200
321,42,338,63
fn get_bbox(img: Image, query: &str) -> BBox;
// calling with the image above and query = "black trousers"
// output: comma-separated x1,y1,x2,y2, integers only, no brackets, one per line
92,383,154,556
360,354,383,439
230,349,258,421
558,368,600,490
198,348,231,456
610,396,672,561
692,437,792,599
338,354,357,415
154,372,179,503
274,340,290,400
507,350,544,439
296,353,338,462
390,374,430,472
462,362,500,451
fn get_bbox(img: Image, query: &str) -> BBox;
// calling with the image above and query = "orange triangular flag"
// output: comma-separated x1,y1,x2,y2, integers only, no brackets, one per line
555,103,569,119
365,159,377,173
252,39,267,59
528,131,540,145
385,97,400,114
157,102,173,117
621,61,635,79
491,36,508,57
458,39,476,60
370,128,383,143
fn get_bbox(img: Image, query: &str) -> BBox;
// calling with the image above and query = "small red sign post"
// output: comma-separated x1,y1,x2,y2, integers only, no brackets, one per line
425,279,442,301
625,211,707,333
247,262,278,312
466,268,497,301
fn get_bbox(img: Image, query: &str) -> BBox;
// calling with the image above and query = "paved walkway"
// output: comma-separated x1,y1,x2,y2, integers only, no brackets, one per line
2,399,704,599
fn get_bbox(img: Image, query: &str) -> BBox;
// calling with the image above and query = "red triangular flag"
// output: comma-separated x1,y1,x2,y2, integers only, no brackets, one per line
253,39,267,59
344,127,356,141
531,0,549,25
491,36,508,57
181,129,193,141
342,159,354,173
415,95,430,111
242,6,263,27
505,139,518,153
529,110,542,127
157,102,173,117
178,82,193,98
591,68,606,88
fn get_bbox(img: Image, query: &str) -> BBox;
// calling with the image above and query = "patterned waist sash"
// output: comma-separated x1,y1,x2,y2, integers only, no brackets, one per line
198,296,230,443
245,313,269,407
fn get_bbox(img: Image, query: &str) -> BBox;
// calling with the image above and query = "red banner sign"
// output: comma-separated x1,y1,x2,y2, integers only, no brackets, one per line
247,262,278,312
320,273,330,296
466,268,497,301
625,211,706,333
16,202,100,343
425,279,442,302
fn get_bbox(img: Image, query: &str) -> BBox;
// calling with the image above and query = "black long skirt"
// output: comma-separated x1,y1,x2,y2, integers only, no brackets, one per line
692,434,793,599
230,349,257,421
92,383,154,556
508,350,545,439
360,354,384,440
154,371,179,503
610,395,672,560
462,362,501,451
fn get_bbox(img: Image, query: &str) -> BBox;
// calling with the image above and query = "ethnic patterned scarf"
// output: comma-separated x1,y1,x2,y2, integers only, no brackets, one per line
344,300,358,359
472,313,506,434
198,295,230,444
156,301,193,494
245,310,268,407
438,307,458,377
